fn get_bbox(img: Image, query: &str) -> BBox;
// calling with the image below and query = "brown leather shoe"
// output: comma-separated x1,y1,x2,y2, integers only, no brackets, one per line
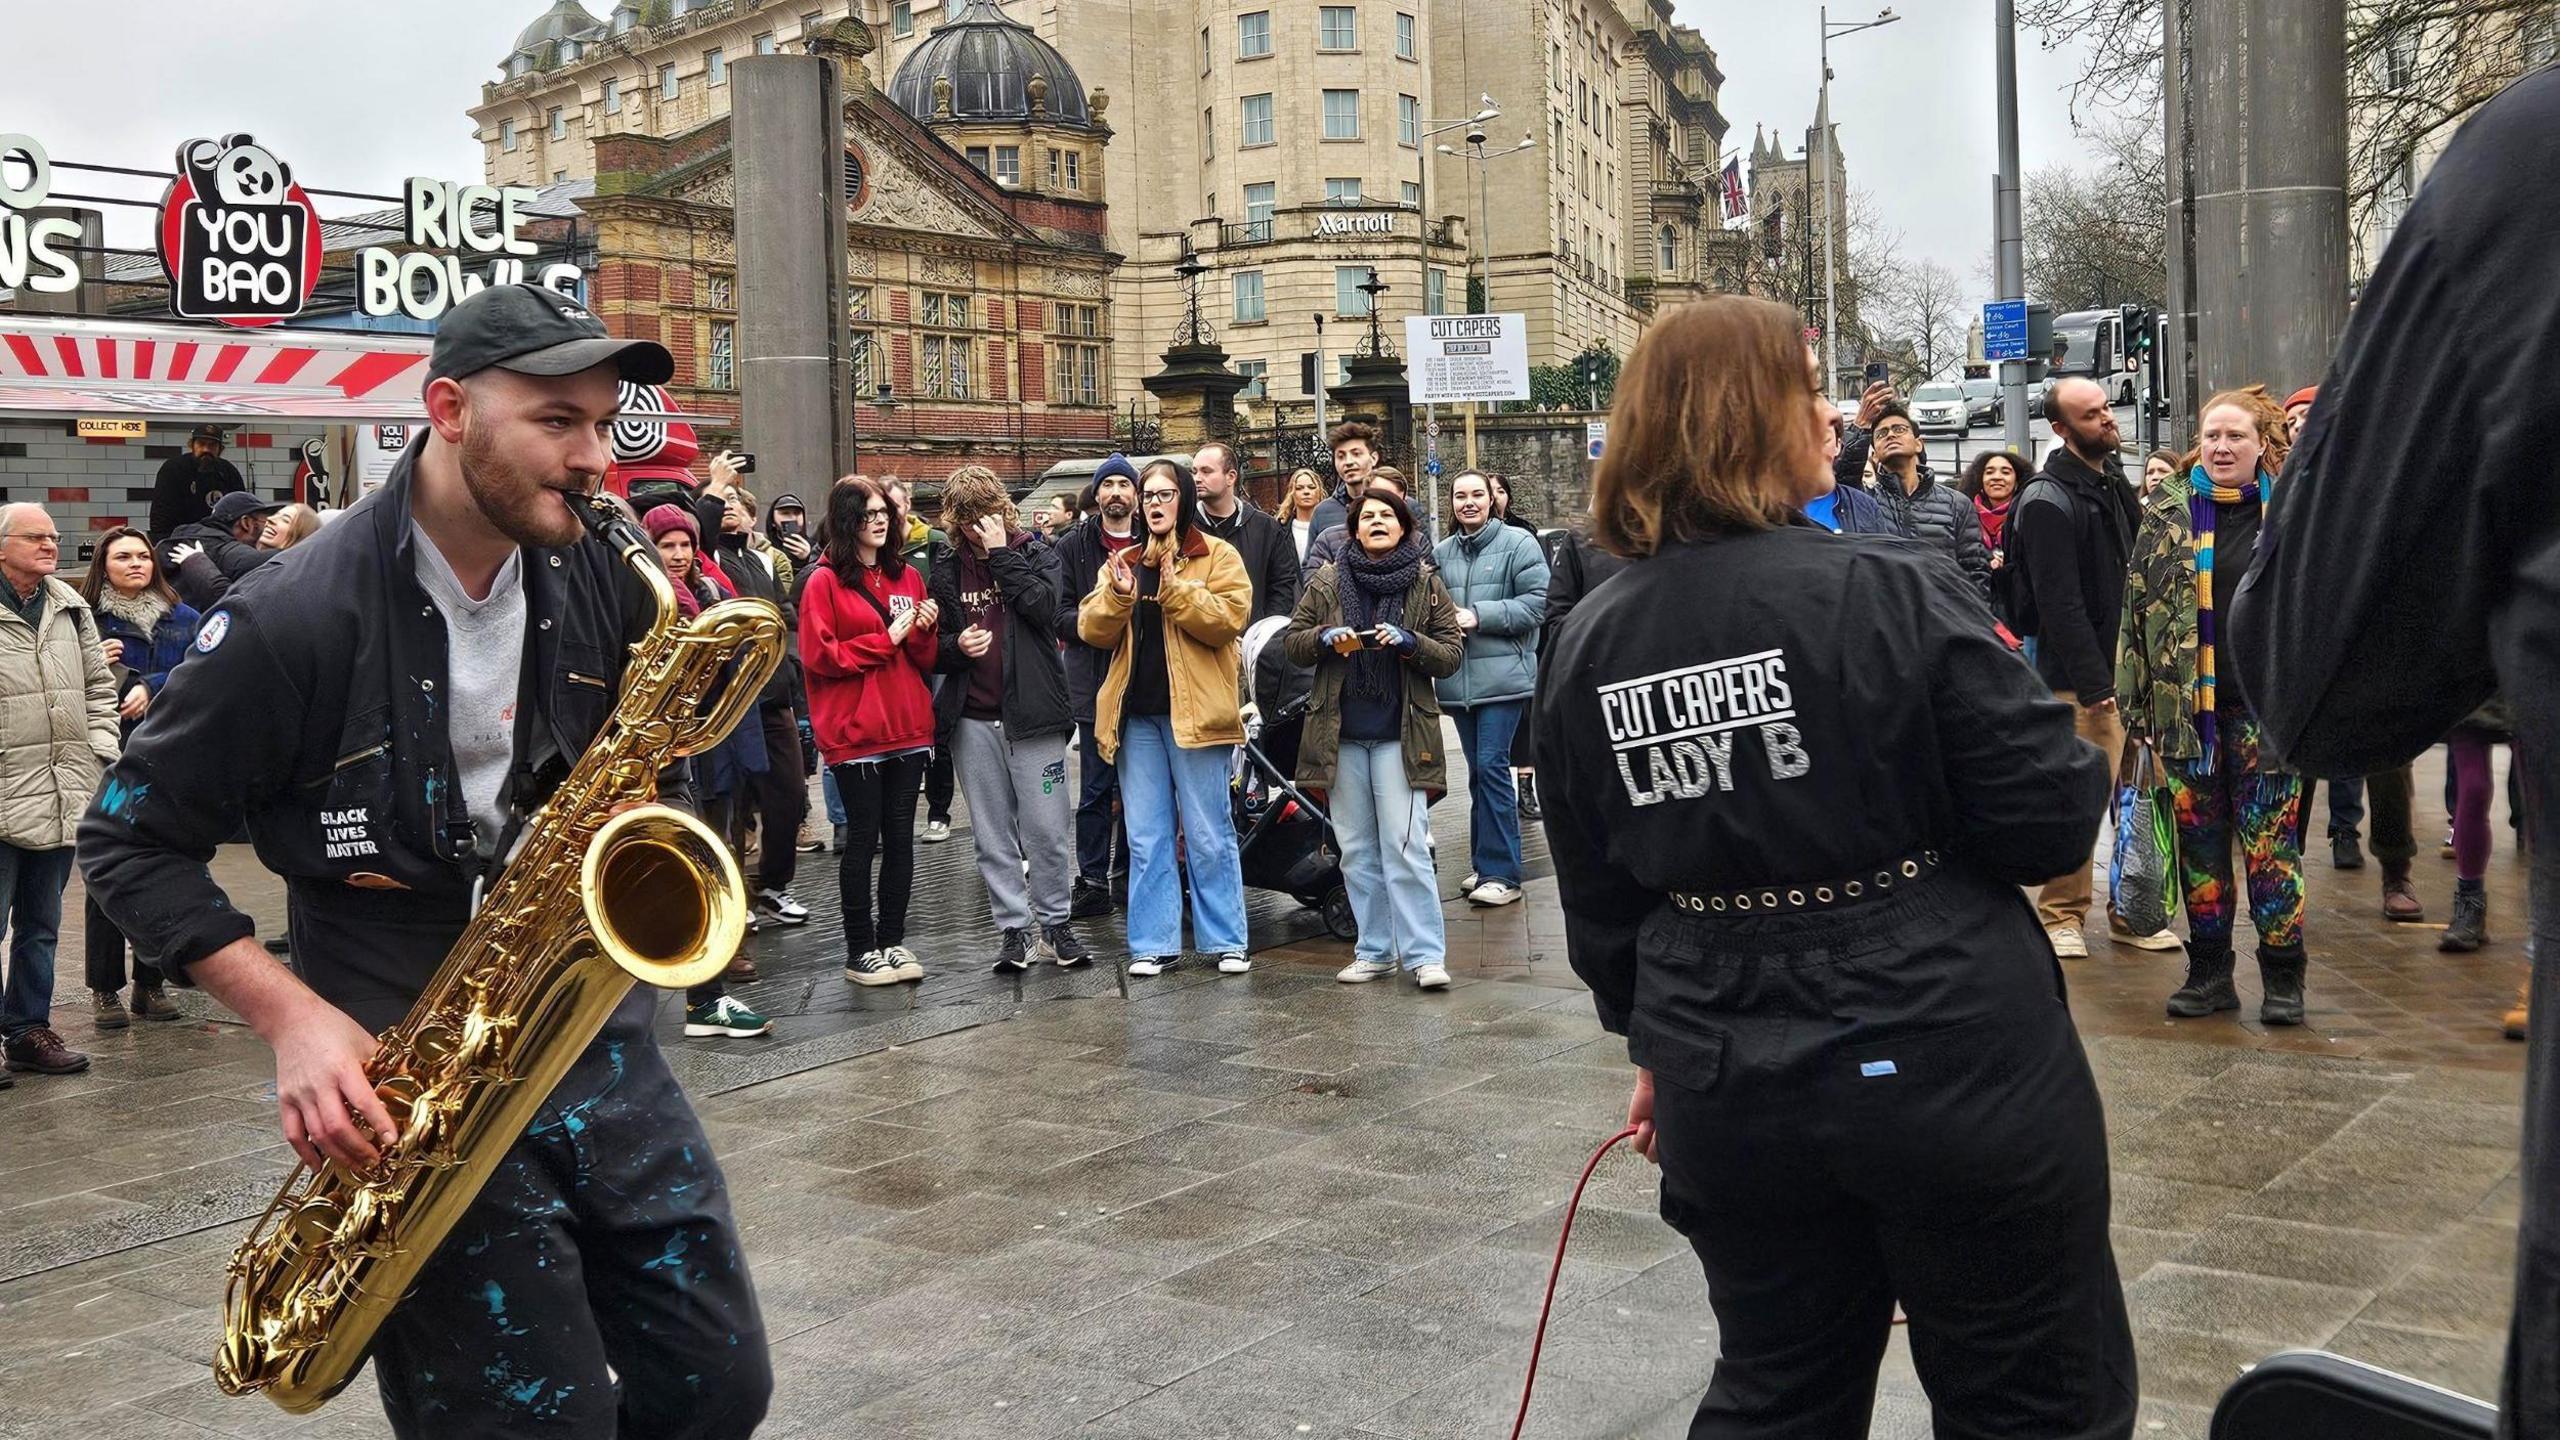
5,1026,90,1075
91,989,130,1030
2381,876,2425,922
130,987,182,1023
724,955,759,983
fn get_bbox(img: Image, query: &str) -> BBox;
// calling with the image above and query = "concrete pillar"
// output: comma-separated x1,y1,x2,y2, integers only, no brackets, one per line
1141,342,1250,453
2190,0,2349,401
732,53,851,491
2160,0,2199,448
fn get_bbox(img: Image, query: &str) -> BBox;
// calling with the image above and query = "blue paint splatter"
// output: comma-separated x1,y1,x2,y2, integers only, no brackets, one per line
98,777,149,820
640,1231,692,1274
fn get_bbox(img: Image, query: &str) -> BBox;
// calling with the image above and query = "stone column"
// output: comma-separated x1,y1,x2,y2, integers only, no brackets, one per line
1142,342,1251,453
733,52,852,490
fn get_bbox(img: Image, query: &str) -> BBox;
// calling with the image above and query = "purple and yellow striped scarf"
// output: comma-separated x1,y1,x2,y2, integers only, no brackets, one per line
2187,464,2267,758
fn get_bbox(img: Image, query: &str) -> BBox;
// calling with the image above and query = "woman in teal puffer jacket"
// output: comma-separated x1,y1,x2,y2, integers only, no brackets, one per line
1431,470,1549,907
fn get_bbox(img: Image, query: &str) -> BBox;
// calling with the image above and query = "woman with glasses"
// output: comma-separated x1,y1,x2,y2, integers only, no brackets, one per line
78,526,198,1030
1077,459,1254,978
802,477,943,987
1534,297,2131,1436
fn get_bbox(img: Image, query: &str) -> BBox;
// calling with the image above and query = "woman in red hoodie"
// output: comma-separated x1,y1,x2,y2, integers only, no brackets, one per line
800,477,942,986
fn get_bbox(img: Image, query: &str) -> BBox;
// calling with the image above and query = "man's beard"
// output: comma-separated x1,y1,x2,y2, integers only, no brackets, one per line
1101,500,1133,523
459,420,586,547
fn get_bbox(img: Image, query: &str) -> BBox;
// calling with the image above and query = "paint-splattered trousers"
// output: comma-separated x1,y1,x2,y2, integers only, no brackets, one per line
2165,710,2307,951
371,1001,771,1439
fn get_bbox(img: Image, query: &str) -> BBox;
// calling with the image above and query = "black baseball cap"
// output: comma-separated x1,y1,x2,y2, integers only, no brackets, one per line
427,283,674,386
209,492,287,528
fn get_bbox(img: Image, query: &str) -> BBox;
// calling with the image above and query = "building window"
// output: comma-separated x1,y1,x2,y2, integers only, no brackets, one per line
1239,10,1271,57
802,10,824,32
1244,181,1276,238
501,119,517,151
1398,94,1420,146
1658,226,1676,272
706,48,725,85
1322,89,1360,139
612,7,635,33
754,30,778,54
547,106,566,140
892,2,913,35
945,0,964,17
1201,107,1215,157
554,169,568,183
1046,148,1062,187
1241,93,1274,146
966,145,990,174
659,64,679,100
709,271,735,309
1065,151,1081,190
562,39,581,61
1319,5,1358,50
990,145,1020,185
1236,358,1268,399
849,287,878,399
922,288,979,400
1396,11,1416,59
604,78,622,113
708,321,735,390
1234,270,1266,323
1336,265,1373,316
1425,266,1446,314
1402,180,1421,210
1054,302,1105,404
1324,176,1362,205
920,290,972,329
1202,26,1212,74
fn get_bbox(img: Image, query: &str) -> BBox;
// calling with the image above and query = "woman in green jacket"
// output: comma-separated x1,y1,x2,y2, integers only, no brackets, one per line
1285,490,1465,989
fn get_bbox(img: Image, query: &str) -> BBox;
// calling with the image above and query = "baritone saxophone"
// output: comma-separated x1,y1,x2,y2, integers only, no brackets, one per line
213,492,785,1413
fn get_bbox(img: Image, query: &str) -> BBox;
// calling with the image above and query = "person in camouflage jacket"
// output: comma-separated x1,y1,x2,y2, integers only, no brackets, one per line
2115,477,2202,766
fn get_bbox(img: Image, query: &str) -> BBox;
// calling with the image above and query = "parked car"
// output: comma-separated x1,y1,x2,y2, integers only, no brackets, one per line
1962,379,2004,427
1909,382,1971,434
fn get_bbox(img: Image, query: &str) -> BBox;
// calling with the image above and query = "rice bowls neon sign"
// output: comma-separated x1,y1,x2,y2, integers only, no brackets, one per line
356,178,584,321
0,135,83,295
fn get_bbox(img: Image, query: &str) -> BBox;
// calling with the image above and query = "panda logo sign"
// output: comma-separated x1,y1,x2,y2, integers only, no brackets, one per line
156,134,322,326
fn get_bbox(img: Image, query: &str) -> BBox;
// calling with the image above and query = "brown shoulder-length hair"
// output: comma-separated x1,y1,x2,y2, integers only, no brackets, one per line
80,526,179,609
1591,296,1816,556
823,474,906,581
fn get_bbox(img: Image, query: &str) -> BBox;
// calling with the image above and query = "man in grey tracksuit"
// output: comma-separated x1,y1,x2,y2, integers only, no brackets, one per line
930,468,1094,973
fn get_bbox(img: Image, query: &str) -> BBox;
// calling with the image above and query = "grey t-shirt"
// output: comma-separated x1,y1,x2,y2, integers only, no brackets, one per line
410,524,526,856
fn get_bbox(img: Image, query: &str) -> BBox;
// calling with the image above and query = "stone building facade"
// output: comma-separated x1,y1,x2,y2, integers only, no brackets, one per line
1616,0,1742,315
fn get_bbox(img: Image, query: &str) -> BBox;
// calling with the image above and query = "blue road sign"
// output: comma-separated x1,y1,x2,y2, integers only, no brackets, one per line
1983,299,2029,362
1425,458,1443,477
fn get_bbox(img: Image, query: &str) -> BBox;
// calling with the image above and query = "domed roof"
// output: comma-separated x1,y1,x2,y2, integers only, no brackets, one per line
510,0,602,60
888,0,1093,129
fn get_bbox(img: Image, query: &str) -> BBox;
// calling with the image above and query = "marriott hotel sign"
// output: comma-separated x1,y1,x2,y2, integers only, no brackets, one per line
1311,210,1400,239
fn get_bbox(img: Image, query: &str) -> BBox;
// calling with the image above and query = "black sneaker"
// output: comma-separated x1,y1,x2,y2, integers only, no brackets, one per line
1044,923,1094,968
844,950,903,987
1070,879,1114,919
993,928,1033,974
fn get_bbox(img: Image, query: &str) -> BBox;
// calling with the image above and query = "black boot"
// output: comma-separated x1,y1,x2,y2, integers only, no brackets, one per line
2257,944,2308,1027
2166,945,2240,1018
2440,886,2490,952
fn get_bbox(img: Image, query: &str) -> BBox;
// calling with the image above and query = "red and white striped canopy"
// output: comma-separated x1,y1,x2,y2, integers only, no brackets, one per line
0,317,431,420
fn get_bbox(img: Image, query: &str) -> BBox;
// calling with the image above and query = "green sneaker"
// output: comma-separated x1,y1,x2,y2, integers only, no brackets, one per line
684,996,773,1038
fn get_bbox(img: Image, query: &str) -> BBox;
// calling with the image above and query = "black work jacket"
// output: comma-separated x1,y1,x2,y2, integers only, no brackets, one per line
1532,522,2107,1036
79,444,664,1029
930,530,1073,740
1196,501,1303,627
1051,515,1136,722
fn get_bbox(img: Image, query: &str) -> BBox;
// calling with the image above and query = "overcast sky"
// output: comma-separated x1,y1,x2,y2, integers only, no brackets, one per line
10,0,2135,312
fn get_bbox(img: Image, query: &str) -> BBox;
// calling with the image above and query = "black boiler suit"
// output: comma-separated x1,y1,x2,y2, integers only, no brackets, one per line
1532,522,2136,1440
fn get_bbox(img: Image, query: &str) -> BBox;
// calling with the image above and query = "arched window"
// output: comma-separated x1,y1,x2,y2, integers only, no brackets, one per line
1658,225,1676,273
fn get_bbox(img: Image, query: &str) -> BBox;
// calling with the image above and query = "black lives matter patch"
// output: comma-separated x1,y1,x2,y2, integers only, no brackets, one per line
1599,648,1811,807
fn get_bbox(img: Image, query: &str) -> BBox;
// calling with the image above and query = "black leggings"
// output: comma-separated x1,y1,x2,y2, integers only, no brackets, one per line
833,752,928,958
83,893,160,994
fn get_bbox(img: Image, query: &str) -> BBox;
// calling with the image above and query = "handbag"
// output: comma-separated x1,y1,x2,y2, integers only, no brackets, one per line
2110,739,2178,937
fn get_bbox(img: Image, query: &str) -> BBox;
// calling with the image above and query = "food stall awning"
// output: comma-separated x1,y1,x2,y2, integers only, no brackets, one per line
0,316,430,420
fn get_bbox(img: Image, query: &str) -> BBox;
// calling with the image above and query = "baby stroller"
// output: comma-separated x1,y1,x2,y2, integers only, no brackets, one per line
1236,617,1355,940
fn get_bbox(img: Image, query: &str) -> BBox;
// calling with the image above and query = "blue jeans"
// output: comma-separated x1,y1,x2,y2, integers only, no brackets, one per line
1449,701,1525,885
1331,739,1445,970
0,843,75,1039
1117,715,1246,957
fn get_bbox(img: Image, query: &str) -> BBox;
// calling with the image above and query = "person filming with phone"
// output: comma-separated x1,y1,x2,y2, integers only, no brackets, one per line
1284,488,1464,990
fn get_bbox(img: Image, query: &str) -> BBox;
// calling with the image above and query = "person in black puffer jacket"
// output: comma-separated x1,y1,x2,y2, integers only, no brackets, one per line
1863,402,1990,601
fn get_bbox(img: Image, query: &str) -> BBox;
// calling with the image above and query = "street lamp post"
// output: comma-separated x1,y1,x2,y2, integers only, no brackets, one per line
1413,97,1504,522
1436,128,1536,472
1818,5,1899,399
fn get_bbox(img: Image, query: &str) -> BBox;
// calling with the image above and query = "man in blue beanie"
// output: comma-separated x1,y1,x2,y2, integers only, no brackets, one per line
1051,454,1141,914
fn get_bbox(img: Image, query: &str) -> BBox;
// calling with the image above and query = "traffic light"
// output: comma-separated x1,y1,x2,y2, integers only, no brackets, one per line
2122,303,2155,356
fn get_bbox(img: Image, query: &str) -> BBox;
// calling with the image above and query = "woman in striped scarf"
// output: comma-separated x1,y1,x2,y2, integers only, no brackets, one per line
2118,389,2309,1026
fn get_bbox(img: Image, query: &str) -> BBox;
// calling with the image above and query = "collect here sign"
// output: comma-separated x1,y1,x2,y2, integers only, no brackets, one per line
1403,313,1530,405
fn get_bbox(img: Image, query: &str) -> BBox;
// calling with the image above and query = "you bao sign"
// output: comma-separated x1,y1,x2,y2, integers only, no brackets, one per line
156,134,323,327
0,134,83,295
1403,313,1530,405
358,178,583,321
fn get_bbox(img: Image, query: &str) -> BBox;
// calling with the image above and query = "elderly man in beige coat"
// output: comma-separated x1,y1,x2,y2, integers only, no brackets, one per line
0,503,120,1079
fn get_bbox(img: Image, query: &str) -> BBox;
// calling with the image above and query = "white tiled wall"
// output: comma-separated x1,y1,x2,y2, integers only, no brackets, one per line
0,419,330,566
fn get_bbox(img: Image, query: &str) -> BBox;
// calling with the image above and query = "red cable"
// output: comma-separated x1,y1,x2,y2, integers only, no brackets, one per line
1511,1124,1641,1440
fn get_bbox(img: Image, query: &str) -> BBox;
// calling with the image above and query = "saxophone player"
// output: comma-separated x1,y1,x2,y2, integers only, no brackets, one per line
79,285,772,1439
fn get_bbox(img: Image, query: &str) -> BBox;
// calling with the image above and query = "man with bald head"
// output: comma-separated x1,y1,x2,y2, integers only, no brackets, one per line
0,503,118,1079
2011,376,2142,958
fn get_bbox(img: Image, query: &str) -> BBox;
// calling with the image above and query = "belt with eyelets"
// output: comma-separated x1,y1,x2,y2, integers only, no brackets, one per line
1667,849,1944,917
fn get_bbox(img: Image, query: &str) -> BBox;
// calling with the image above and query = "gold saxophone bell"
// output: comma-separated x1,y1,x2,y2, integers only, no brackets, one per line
213,494,785,1414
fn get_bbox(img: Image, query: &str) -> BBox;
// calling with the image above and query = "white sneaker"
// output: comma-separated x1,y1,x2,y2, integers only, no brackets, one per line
1217,951,1253,974
1467,880,1523,907
923,820,953,843
2047,926,2089,960
882,945,925,981
753,888,810,926
1462,872,1480,894
1128,955,1178,977
2108,923,2183,952
1414,964,1452,990
1336,959,1395,984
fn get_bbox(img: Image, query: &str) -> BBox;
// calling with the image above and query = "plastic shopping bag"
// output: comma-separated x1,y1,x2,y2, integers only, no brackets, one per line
2110,742,2177,937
